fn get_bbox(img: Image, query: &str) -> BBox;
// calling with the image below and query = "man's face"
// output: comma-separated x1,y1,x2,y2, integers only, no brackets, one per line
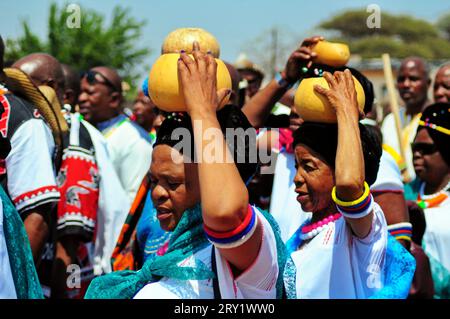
434,66,450,103
78,76,115,124
397,61,429,109
133,91,157,131
240,70,263,98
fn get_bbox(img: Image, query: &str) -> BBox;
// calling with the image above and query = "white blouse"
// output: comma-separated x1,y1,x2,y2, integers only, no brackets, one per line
133,208,279,299
288,203,388,299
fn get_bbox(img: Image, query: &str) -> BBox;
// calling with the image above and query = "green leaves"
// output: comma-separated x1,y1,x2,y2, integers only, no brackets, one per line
5,2,150,100
319,9,450,59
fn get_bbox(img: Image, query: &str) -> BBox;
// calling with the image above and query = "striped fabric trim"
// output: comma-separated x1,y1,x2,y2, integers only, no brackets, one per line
57,212,96,233
336,193,374,219
387,222,412,242
204,205,258,249
14,186,61,213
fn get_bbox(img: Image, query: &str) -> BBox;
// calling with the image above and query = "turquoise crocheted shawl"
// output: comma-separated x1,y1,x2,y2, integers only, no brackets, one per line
85,204,287,299
1,186,43,299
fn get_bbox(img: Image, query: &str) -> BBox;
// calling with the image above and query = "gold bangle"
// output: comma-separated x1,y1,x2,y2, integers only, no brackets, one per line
395,236,412,242
332,181,370,207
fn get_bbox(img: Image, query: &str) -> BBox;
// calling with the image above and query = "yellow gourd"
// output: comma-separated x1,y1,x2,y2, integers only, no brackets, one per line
294,76,365,123
148,53,231,112
161,28,220,58
312,41,350,67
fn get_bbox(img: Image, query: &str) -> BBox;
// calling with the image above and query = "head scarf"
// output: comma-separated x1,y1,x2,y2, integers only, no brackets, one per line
154,104,258,184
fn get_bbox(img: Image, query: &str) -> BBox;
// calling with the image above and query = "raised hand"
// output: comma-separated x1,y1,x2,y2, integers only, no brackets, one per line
177,41,230,117
282,36,324,83
313,69,362,120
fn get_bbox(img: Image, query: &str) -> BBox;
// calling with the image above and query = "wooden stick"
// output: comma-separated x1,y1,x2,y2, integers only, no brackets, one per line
382,53,410,182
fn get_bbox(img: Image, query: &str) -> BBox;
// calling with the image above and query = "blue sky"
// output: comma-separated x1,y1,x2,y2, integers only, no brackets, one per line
1,0,449,81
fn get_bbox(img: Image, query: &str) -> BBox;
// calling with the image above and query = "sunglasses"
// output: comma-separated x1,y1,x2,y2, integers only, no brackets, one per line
82,70,120,92
411,142,439,155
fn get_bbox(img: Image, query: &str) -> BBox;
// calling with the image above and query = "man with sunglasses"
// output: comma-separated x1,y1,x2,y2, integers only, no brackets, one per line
79,67,153,202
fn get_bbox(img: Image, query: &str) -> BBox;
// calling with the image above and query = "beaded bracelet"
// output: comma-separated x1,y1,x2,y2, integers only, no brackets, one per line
332,182,374,219
387,222,412,242
332,182,371,207
203,205,258,249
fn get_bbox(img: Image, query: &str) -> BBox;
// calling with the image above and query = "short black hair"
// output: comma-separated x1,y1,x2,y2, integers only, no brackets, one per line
155,105,258,184
293,121,382,186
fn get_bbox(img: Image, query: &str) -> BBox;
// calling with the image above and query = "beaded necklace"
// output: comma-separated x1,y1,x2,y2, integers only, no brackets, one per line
417,180,450,209
300,213,342,240
286,212,342,254
149,128,157,144
103,117,128,139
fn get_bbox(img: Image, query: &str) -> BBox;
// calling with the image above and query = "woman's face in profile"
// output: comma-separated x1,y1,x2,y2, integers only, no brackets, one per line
150,145,200,231
293,144,335,213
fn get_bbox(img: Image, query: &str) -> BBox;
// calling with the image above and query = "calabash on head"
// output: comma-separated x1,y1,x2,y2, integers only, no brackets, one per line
161,28,221,58
148,53,231,112
294,76,365,123
312,41,350,67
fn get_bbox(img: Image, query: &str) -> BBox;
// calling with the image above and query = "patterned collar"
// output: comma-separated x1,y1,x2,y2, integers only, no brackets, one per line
96,114,126,132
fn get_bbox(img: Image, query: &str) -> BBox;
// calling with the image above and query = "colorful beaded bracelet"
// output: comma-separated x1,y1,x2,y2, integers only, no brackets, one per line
387,222,412,242
203,205,258,249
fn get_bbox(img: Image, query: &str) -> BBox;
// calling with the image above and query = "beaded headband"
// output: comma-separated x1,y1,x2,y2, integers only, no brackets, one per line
419,107,450,135
419,120,450,136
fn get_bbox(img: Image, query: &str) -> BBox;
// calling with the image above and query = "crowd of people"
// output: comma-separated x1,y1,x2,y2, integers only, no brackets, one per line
0,31,449,299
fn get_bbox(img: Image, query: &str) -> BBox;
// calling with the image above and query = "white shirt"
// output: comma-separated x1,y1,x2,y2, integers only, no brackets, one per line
422,193,450,272
6,119,60,213
381,110,419,181
79,115,131,275
100,115,152,202
289,203,387,299
371,150,405,193
133,208,279,299
0,198,17,299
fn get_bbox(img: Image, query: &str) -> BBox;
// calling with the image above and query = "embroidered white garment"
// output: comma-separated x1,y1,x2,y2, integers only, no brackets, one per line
133,208,279,299
290,203,387,299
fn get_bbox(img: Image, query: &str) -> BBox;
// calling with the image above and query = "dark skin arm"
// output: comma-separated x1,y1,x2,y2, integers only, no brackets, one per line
315,70,372,238
178,42,262,272
51,237,81,298
22,203,54,265
242,36,323,128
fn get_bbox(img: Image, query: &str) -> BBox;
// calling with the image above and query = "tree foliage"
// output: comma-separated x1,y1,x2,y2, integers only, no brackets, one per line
437,12,450,40
318,9,450,59
5,2,150,99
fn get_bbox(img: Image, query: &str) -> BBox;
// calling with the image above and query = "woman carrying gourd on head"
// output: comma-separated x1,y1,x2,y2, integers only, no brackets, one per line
85,42,286,299
284,67,415,299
